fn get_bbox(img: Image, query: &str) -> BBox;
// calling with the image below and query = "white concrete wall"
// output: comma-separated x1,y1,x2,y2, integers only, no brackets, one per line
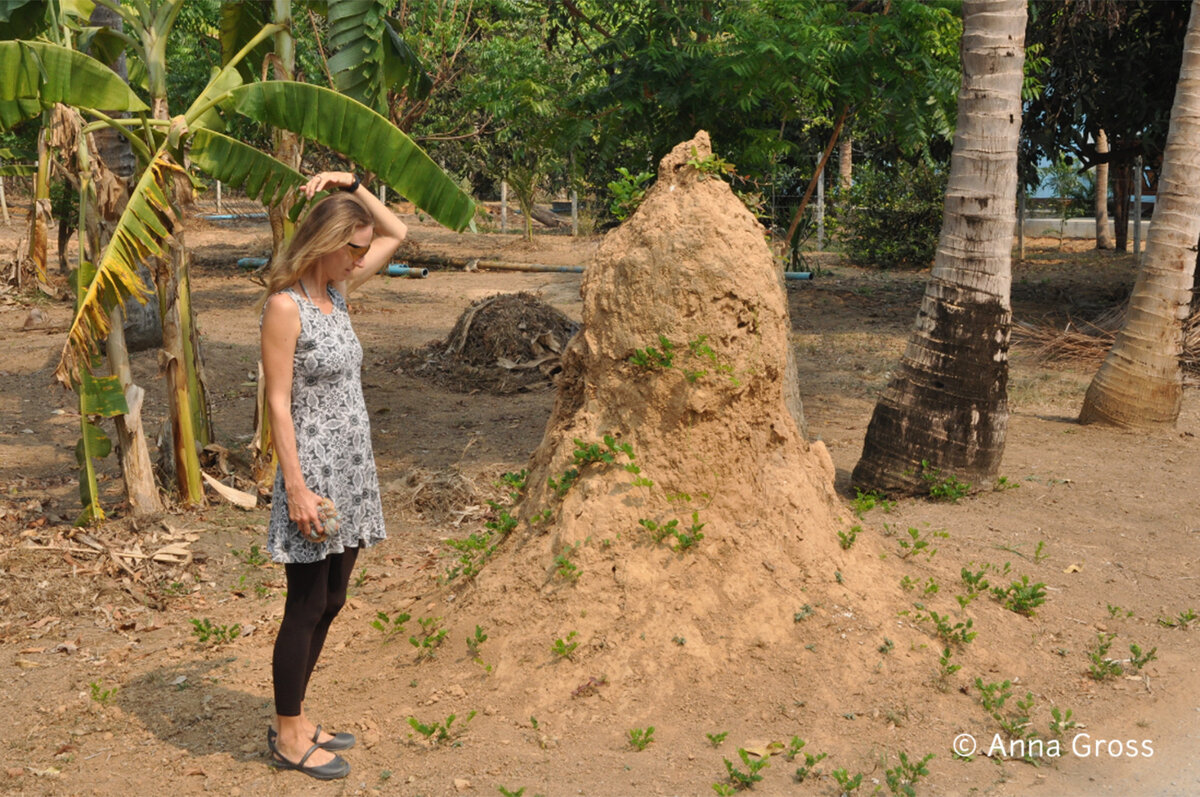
1019,217,1149,239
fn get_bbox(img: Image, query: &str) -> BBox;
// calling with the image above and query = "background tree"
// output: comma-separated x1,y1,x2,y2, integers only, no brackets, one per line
852,0,1026,496
1023,0,1189,251
1079,0,1200,427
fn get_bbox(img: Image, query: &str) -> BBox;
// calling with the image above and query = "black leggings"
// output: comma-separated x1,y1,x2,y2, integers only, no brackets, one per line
272,547,360,717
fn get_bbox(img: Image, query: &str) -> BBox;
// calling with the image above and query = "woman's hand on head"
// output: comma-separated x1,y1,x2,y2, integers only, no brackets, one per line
302,171,357,200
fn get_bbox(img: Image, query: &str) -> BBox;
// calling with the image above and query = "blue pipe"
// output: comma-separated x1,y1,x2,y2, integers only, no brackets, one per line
238,257,266,270
784,271,813,280
385,264,429,278
201,212,267,220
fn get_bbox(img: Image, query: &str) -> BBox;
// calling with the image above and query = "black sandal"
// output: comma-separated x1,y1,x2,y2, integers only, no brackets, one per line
268,724,356,752
267,732,350,780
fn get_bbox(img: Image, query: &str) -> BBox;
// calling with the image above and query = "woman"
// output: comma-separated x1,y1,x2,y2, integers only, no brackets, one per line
259,171,407,779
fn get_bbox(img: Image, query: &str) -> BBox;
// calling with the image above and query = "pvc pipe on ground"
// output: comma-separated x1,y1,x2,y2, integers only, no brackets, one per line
201,212,267,220
238,257,267,270
784,271,813,280
472,260,584,273
384,264,429,278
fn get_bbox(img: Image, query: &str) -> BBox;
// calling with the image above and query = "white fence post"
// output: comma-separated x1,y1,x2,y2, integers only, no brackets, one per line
500,179,508,234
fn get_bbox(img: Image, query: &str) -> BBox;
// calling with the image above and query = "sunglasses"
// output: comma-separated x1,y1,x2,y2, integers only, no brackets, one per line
345,240,369,252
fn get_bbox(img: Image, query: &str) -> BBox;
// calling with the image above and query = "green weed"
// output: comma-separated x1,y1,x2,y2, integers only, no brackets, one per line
896,526,946,560
1157,608,1197,629
466,625,488,658
1049,706,1077,737
884,752,934,796
921,460,971,501
370,610,411,639
409,616,448,660
627,726,655,751
1128,643,1157,673
231,543,269,567
629,336,676,369
832,769,864,793
838,525,861,550
551,631,579,660
707,731,729,748
851,488,894,517
189,618,240,646
89,680,118,705
721,748,768,790
408,710,475,745
991,575,1047,616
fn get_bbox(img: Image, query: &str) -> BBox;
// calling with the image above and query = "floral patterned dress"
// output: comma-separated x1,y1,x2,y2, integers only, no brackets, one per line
267,285,386,564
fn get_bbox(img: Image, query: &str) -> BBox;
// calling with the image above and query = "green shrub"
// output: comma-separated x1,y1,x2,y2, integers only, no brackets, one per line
844,160,947,269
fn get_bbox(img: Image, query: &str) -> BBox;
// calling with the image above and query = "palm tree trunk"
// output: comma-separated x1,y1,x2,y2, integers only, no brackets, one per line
1079,0,1200,427
1112,161,1131,251
1095,128,1114,249
851,0,1025,495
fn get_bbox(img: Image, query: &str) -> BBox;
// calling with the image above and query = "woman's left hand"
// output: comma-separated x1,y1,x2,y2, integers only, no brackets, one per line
302,171,357,199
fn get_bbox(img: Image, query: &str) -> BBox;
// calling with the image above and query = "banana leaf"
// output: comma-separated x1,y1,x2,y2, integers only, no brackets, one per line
229,81,475,231
57,156,182,386
189,128,307,211
0,40,148,131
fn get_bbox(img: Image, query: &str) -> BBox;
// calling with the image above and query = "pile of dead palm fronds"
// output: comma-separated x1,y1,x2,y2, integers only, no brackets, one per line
1013,304,1200,375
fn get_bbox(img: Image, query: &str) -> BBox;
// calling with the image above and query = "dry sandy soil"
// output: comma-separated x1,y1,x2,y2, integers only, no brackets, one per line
1,205,1198,797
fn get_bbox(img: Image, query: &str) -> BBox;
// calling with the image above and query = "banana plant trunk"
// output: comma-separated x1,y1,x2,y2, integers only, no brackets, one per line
851,0,1026,496
157,243,205,506
106,307,162,516
25,125,51,288
1079,0,1200,427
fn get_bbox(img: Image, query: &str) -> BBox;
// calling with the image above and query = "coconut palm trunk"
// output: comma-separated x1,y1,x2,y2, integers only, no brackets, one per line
1079,0,1200,427
851,0,1026,496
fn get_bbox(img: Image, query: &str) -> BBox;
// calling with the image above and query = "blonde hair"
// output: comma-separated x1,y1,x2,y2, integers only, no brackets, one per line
258,193,373,309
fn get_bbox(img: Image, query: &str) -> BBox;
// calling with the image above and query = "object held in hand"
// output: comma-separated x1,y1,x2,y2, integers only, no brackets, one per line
317,498,340,537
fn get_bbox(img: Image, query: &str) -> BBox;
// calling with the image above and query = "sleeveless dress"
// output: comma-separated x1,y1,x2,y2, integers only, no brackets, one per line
267,285,387,564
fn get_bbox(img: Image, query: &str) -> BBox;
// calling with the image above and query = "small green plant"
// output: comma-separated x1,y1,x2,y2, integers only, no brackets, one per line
851,488,894,517
991,575,1047,616
547,468,581,499
1049,706,1077,737
554,550,581,582
408,710,476,745
189,618,241,645
551,631,579,660
899,575,916,592
1107,604,1134,619
529,507,555,525
838,525,861,550
353,567,368,589
484,502,519,536
497,787,526,797
687,148,736,180
921,577,940,598
371,610,411,639
884,752,935,796
793,749,827,782
712,785,736,797
89,680,118,705
832,768,864,793
1158,608,1197,628
1128,642,1158,673
975,678,1035,741
897,526,946,560
904,605,975,648
722,748,768,790
671,511,706,552
672,635,686,646
629,335,676,370
231,543,269,567
937,646,961,683
993,476,1020,491
499,469,528,499
444,532,495,582
608,166,654,221
878,638,895,655
921,460,971,502
627,726,655,751
794,604,814,622
380,770,392,782
835,570,844,584
707,730,729,748
639,516,679,543
409,616,448,660
466,625,488,658
784,736,808,761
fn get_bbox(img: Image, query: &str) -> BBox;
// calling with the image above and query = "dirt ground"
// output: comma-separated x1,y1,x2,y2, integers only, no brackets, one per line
1,206,1198,797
